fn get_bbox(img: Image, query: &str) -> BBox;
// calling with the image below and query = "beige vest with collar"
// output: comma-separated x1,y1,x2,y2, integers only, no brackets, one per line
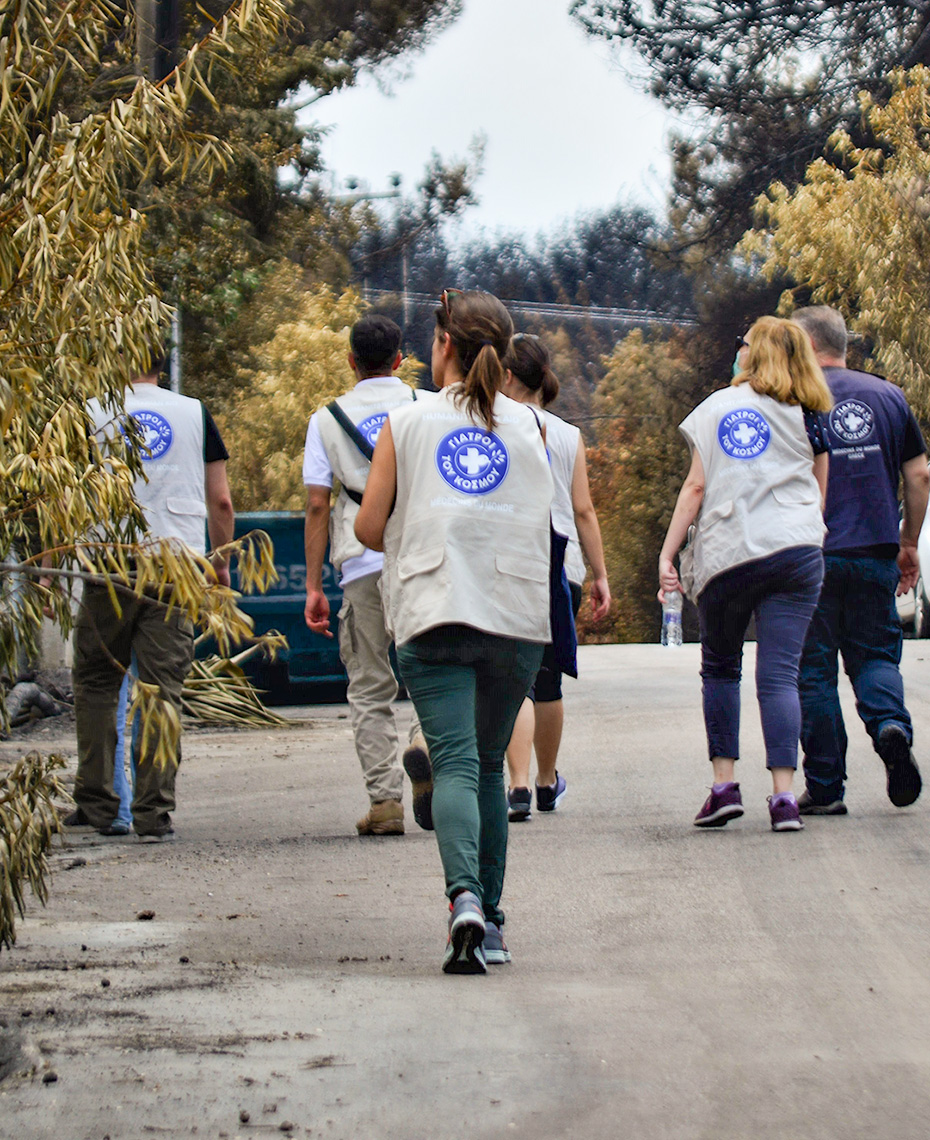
316,379,417,573
381,387,554,647
679,385,825,598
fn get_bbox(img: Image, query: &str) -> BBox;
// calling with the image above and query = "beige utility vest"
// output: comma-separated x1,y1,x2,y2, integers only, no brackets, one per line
382,387,554,647
316,380,417,573
680,385,825,597
89,384,207,554
543,409,585,586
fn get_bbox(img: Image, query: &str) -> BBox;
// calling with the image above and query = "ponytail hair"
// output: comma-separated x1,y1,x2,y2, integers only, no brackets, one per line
501,333,560,406
435,290,513,431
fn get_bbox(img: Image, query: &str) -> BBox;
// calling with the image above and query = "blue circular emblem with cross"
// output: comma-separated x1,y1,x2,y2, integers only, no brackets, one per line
717,408,771,460
124,410,173,461
435,427,509,494
357,412,388,447
830,398,874,444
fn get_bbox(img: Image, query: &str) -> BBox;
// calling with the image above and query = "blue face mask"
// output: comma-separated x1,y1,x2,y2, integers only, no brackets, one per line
732,353,742,378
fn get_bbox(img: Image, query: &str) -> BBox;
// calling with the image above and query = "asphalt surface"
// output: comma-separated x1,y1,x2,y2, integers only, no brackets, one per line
2,642,930,1139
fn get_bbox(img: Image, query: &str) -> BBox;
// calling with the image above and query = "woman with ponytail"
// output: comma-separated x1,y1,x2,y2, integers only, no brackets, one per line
355,290,554,975
499,334,611,821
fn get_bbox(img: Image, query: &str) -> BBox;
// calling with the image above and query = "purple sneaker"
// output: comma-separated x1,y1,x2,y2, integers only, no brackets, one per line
768,793,804,832
693,781,744,828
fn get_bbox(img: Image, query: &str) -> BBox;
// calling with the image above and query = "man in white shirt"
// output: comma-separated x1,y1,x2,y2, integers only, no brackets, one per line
303,316,416,835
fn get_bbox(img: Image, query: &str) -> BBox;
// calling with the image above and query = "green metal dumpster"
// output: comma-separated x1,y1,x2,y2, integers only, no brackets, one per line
228,511,347,703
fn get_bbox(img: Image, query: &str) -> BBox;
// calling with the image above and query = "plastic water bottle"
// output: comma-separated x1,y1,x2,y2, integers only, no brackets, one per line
661,589,683,647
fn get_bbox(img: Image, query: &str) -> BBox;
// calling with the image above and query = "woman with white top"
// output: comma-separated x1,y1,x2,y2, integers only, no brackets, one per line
499,334,611,821
658,316,832,832
355,289,553,974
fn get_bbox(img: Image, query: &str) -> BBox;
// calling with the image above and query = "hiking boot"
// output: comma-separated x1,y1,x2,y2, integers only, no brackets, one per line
442,890,486,975
536,773,566,813
768,793,803,832
507,787,532,822
356,799,404,836
403,741,434,831
797,789,848,816
693,781,744,828
877,724,922,808
483,921,511,965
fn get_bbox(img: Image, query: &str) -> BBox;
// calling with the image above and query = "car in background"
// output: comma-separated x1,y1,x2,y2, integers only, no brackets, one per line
896,470,930,637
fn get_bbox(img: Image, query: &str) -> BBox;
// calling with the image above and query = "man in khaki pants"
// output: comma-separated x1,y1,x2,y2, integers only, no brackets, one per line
303,316,416,835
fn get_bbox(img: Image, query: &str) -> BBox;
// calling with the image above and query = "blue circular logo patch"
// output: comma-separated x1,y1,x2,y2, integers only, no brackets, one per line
435,428,509,494
717,408,771,460
124,410,174,461
357,412,388,447
830,398,874,444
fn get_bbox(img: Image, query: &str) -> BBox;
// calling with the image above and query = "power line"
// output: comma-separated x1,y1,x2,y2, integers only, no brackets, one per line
361,287,698,329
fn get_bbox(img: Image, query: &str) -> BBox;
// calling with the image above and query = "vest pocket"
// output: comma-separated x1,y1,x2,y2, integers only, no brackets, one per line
398,545,445,582
698,499,733,530
166,497,207,518
495,553,548,584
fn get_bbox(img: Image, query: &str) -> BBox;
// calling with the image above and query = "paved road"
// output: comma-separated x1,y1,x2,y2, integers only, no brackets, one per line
3,643,930,1139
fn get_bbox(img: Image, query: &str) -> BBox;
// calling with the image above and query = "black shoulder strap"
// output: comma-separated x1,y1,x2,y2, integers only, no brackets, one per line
327,400,374,461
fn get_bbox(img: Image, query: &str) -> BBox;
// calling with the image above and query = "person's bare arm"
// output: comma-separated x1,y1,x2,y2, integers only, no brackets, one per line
570,436,611,621
354,419,397,553
658,449,705,601
898,453,930,595
205,460,235,587
304,484,333,636
813,451,829,509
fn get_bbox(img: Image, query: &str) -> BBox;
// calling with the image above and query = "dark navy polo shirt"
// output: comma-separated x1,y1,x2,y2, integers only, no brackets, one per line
822,367,926,555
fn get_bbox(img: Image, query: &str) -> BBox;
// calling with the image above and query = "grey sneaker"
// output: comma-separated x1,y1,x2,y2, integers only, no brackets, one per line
483,921,511,965
442,890,486,975
877,724,922,807
797,789,847,816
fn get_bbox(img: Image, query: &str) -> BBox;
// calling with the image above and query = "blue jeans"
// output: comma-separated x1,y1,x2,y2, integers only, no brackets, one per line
397,626,543,927
799,554,911,804
698,547,824,769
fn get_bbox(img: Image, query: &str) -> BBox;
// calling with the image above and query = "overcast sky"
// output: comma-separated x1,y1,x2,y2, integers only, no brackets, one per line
308,0,681,241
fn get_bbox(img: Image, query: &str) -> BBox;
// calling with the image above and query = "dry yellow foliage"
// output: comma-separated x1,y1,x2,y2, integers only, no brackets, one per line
744,67,930,417
0,0,287,949
218,265,423,510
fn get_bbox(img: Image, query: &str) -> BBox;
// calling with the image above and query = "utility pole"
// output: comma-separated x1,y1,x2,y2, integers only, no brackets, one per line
137,1,182,389
136,0,179,82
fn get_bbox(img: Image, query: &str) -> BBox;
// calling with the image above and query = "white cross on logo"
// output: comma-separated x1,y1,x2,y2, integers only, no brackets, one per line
732,422,757,447
842,411,864,433
459,447,491,476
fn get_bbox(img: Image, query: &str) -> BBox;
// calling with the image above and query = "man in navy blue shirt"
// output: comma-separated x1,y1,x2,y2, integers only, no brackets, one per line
793,306,929,813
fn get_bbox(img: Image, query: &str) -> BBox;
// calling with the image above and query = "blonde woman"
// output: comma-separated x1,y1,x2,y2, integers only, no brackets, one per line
658,317,833,832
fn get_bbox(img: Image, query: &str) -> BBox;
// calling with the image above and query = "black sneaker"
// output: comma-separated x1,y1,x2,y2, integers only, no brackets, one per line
403,741,434,831
62,807,93,828
877,724,922,807
136,828,176,843
535,773,567,813
507,787,532,822
98,821,132,836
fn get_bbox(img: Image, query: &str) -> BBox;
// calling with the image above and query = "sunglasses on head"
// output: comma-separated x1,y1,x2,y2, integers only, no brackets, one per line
440,288,464,316
735,335,749,354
